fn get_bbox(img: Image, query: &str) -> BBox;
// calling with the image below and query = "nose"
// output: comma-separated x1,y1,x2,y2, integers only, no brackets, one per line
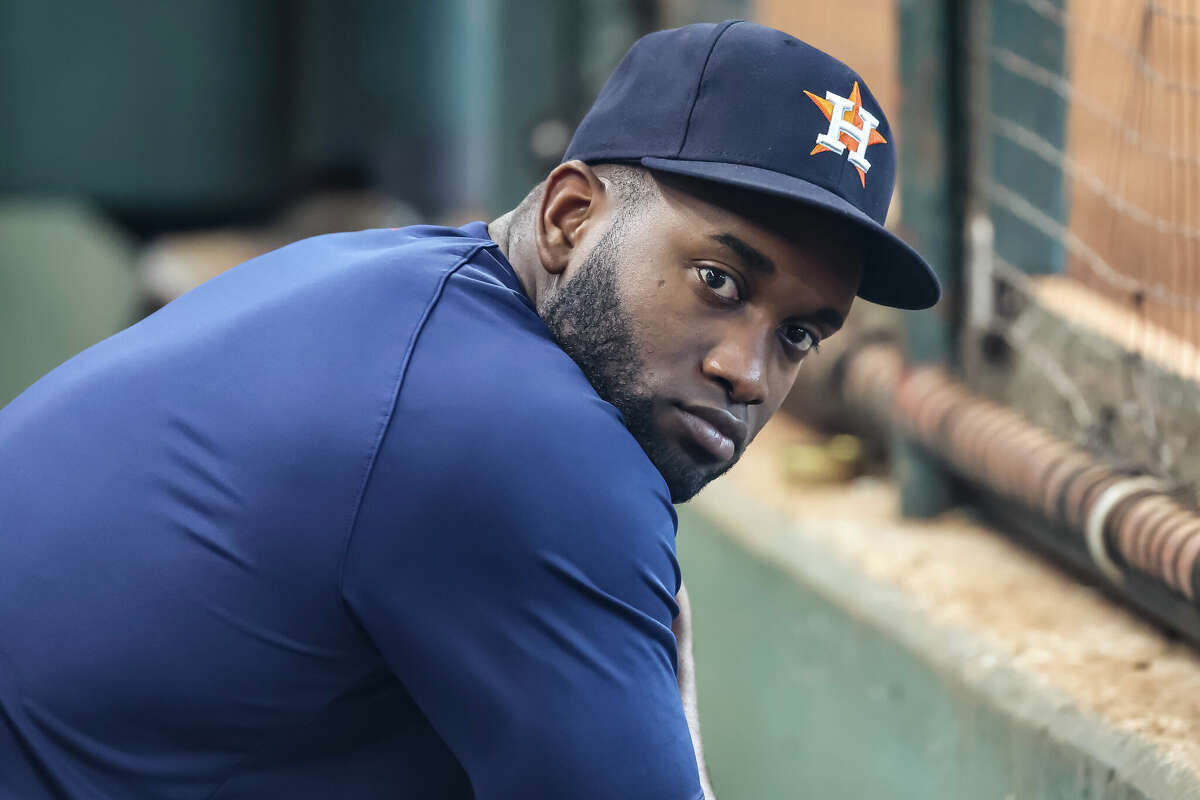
701,325,768,407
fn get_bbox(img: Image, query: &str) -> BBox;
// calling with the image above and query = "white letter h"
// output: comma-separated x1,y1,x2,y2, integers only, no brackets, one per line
814,91,881,175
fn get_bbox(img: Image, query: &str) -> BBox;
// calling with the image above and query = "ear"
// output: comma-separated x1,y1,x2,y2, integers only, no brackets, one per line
535,160,609,276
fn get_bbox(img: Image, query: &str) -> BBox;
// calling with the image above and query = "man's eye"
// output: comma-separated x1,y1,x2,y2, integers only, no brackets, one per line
782,325,819,353
697,266,740,301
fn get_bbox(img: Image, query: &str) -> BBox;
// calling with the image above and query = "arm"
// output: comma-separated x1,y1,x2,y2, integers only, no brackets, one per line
343,390,704,798
674,582,716,800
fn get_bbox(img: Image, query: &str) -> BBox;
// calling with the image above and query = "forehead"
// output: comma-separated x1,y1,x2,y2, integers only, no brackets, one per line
644,171,852,244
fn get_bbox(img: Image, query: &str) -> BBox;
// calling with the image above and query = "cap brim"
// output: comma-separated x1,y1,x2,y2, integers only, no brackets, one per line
639,157,941,310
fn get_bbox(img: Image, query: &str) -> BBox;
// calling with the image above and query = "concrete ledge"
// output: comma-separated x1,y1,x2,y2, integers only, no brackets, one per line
680,416,1200,799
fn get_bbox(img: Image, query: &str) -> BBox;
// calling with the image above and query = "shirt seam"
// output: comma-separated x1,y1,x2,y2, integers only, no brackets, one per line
478,242,537,311
335,243,490,620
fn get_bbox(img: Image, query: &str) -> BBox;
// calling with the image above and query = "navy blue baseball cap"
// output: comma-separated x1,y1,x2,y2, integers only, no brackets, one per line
564,19,940,310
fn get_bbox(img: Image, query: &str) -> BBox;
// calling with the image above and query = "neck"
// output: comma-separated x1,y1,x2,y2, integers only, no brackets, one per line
487,210,553,310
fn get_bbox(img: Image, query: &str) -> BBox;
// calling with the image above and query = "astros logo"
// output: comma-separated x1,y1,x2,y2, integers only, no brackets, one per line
803,81,886,187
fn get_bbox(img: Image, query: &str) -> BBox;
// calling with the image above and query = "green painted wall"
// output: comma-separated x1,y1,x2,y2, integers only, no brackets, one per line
0,203,140,407
677,507,1153,800
0,1,288,216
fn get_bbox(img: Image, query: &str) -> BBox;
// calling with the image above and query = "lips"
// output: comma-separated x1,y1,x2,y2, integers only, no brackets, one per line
674,404,748,463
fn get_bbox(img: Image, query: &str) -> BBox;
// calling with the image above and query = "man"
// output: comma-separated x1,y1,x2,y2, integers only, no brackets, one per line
0,19,937,799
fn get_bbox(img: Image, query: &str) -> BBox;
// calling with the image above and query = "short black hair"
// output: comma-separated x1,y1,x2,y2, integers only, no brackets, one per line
514,162,657,226
591,163,655,211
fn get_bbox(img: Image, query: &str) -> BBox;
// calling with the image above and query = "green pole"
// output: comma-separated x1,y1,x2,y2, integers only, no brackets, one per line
895,0,966,517
985,0,1068,276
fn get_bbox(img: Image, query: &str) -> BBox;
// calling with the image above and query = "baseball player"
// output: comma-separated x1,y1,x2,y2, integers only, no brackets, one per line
0,20,938,799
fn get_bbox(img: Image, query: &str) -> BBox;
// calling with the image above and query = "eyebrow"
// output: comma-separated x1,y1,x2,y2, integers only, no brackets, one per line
710,233,775,275
709,232,846,334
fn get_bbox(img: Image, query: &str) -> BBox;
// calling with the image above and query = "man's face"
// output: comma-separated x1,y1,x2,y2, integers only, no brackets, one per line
539,175,863,503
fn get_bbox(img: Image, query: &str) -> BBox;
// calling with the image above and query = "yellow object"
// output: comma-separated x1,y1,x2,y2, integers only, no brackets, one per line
781,435,864,484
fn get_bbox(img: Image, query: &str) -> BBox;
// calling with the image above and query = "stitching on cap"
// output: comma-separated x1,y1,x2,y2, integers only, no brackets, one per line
675,19,742,158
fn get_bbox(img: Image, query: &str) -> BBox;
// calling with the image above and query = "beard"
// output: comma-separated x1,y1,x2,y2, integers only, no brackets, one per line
538,222,733,504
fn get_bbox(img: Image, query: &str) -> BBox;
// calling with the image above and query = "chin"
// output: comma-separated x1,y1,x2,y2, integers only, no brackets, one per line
645,433,732,505
617,398,733,503
664,467,725,504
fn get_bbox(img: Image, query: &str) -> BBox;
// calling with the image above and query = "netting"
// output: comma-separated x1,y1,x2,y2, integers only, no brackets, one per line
766,0,1200,643
975,0,1200,379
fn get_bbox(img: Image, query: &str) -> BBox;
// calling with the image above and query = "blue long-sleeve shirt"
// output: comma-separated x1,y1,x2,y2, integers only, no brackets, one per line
0,222,703,799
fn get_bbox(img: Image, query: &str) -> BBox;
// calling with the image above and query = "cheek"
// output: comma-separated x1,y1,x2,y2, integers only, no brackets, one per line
622,268,706,363
745,377,796,440
765,379,793,416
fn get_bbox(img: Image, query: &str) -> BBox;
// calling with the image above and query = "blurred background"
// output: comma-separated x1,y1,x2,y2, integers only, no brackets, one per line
0,0,902,406
4,1,1200,797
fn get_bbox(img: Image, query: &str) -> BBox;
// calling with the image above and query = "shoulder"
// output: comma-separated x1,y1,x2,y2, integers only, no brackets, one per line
396,258,676,536
347,224,680,598
290,223,492,264
0,224,511,529
229,223,497,298
147,223,500,332
357,296,680,601
393,336,677,535
351,380,682,640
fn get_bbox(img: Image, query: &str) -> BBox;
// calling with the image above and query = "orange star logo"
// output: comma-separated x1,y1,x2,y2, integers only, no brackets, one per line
803,81,887,187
